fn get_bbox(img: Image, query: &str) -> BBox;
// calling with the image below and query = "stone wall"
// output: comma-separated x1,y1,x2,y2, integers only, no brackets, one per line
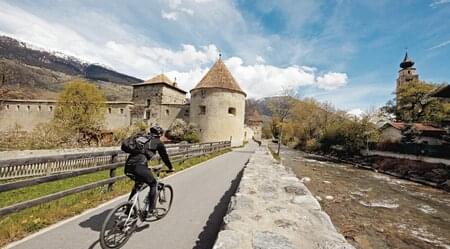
213,145,354,249
190,88,245,147
0,99,133,132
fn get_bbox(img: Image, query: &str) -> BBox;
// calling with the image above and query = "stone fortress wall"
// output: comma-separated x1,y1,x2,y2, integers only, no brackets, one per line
0,99,132,132
0,59,261,147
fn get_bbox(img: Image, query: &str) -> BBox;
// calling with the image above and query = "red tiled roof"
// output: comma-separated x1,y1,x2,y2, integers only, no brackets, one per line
383,122,445,132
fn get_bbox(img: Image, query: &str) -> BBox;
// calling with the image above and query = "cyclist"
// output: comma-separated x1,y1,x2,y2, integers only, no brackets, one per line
124,126,174,216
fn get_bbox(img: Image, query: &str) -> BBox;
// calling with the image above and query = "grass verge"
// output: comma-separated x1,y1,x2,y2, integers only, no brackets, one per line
0,148,231,247
268,145,281,161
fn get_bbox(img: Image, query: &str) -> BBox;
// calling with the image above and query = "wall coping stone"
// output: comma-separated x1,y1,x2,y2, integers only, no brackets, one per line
213,143,355,249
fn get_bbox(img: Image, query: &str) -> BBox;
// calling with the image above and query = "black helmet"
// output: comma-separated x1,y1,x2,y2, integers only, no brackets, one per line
150,126,164,137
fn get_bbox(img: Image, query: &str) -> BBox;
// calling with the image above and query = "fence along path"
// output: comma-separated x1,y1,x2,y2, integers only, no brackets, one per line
0,141,231,217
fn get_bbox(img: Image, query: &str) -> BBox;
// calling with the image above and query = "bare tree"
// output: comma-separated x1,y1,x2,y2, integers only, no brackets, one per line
0,64,10,108
268,87,298,155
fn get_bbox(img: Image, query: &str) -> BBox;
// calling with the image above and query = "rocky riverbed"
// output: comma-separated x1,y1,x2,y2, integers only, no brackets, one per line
271,144,450,249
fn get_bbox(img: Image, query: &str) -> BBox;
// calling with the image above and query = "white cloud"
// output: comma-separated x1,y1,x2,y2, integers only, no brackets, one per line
316,72,348,90
161,10,178,20
0,1,349,100
428,39,450,50
255,56,265,64
347,108,365,118
430,0,450,7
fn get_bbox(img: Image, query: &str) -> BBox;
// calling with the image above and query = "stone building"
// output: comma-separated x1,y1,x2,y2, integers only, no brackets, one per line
189,58,246,146
246,110,263,140
0,57,247,146
130,74,189,129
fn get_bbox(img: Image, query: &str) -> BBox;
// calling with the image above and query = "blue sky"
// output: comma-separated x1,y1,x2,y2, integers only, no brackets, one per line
0,0,449,113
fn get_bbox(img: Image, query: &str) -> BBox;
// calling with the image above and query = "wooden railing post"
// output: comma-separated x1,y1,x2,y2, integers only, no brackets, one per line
108,153,118,192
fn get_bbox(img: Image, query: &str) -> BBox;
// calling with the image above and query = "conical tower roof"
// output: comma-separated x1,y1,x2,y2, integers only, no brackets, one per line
132,73,186,93
191,58,246,96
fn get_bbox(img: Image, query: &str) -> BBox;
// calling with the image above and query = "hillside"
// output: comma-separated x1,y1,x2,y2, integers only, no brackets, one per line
0,36,139,100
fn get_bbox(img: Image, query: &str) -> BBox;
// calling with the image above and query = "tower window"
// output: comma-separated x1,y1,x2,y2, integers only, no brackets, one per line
199,105,206,115
49,106,53,112
108,108,112,114
147,99,151,106
6,104,9,110
27,105,31,111
120,108,124,114
145,110,151,119
38,105,41,112
228,107,236,116
16,105,20,111
166,109,170,116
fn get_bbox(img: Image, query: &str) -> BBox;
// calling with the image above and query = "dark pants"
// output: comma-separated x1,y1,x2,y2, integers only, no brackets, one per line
125,157,157,211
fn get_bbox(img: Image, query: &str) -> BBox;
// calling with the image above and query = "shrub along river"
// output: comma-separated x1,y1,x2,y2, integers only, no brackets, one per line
270,144,450,249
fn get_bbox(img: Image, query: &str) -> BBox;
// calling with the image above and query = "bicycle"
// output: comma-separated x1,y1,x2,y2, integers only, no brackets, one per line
99,166,174,249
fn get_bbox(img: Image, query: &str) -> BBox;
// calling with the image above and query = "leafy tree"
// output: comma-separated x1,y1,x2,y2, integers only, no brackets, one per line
53,80,106,139
384,80,449,125
166,119,200,143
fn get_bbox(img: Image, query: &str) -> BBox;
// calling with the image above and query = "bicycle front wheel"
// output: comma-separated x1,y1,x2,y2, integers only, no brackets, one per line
154,184,173,219
99,202,137,249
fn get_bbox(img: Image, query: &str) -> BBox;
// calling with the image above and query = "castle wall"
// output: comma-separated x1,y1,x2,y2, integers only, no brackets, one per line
190,89,245,146
0,100,133,132
0,100,56,131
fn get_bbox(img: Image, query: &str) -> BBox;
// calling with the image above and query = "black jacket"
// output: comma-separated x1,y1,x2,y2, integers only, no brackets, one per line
125,135,173,170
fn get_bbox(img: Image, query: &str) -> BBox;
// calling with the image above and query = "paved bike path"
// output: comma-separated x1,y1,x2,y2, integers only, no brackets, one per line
8,143,256,249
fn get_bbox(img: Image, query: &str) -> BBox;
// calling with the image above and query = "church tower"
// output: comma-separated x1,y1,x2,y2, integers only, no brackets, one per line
396,52,419,113
397,51,419,87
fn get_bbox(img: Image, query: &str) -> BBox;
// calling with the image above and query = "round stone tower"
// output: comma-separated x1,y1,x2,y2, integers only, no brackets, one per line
189,57,246,146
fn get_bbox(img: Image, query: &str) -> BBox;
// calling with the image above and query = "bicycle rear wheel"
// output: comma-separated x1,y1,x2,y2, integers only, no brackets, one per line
153,184,173,219
99,202,137,249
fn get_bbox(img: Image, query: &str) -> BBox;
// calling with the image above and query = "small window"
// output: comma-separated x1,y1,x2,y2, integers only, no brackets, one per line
6,104,9,110
120,108,124,114
228,107,236,116
199,105,206,115
147,99,151,106
27,105,30,111
166,109,170,116
16,105,20,111
145,110,150,119
49,106,53,112
38,105,41,112
184,109,189,116
108,107,112,114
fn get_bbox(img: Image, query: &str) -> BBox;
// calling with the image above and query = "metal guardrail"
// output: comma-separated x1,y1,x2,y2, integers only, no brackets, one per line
0,141,231,217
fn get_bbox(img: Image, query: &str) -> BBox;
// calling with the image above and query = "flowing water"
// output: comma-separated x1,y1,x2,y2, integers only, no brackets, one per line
273,145,450,249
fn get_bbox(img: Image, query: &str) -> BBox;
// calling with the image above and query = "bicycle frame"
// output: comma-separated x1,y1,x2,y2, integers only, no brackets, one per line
123,167,164,225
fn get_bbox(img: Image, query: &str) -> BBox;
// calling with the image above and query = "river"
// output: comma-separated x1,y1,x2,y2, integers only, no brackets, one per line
271,144,450,249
